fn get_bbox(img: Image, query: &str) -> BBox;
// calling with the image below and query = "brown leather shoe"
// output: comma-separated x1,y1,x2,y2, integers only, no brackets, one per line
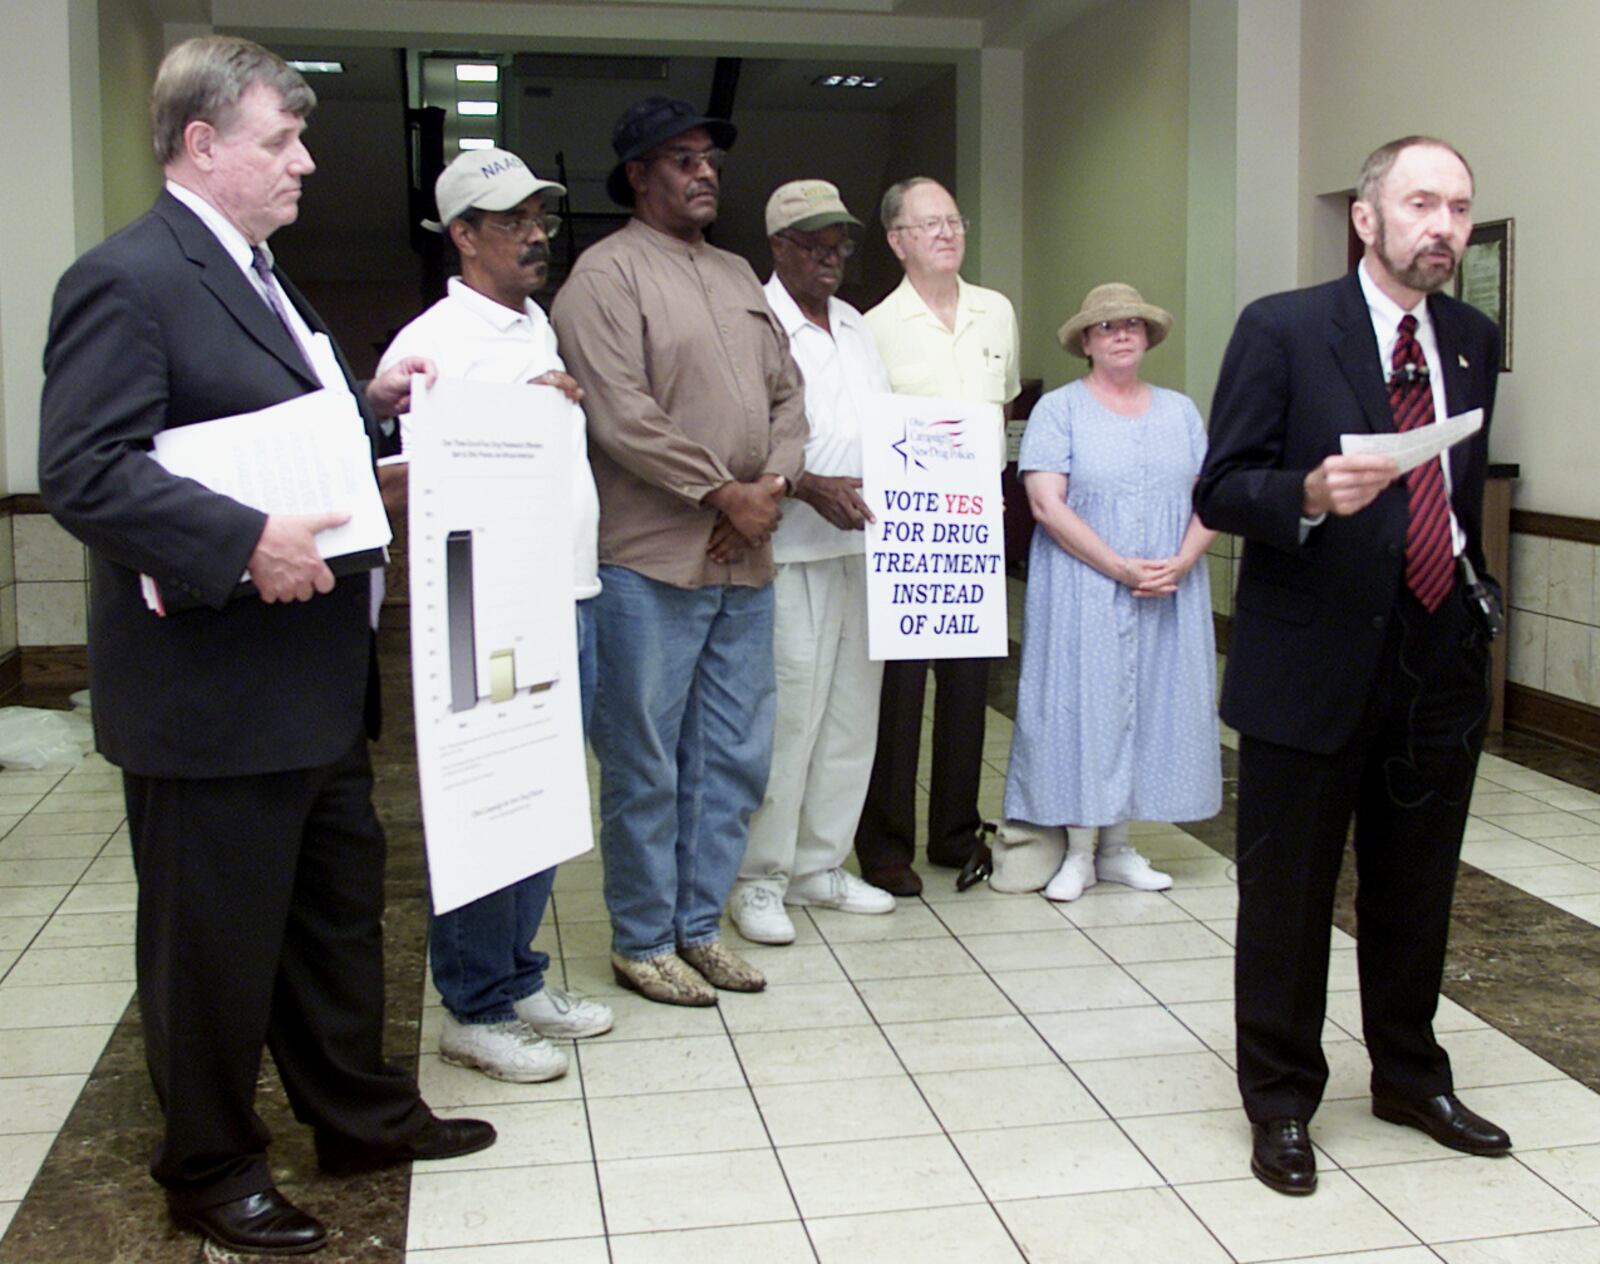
679,940,766,992
861,863,922,897
170,1187,328,1255
610,950,717,1006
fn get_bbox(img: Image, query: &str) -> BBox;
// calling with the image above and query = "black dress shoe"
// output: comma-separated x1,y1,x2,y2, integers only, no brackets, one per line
1372,1093,1512,1155
318,1116,497,1176
171,1187,328,1255
1250,1118,1317,1195
861,863,922,897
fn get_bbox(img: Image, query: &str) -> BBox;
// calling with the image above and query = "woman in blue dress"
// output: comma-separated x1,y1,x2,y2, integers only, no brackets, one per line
1003,284,1222,902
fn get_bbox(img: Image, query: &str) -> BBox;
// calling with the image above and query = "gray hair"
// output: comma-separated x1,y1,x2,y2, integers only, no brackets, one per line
879,176,940,232
1356,135,1473,204
151,35,315,165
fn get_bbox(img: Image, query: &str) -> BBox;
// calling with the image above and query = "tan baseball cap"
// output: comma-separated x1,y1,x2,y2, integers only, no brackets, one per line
422,147,566,233
765,179,862,236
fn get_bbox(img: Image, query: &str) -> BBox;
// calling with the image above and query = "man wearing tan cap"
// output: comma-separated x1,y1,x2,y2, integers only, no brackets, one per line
729,181,897,945
856,177,1020,896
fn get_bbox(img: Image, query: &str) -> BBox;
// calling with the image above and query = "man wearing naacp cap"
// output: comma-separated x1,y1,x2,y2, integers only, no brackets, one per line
552,98,808,1005
38,35,491,1255
379,147,613,1085
728,180,897,946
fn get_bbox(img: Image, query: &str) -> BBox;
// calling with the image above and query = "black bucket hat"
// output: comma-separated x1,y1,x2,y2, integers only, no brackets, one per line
606,96,738,207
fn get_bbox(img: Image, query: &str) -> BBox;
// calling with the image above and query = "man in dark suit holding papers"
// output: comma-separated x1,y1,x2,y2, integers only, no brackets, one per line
39,35,490,1256
1197,136,1509,1201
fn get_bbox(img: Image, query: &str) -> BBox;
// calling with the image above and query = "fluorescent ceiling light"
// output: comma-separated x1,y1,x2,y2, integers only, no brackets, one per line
288,60,344,74
811,73,883,89
455,63,499,82
457,100,499,116
458,137,496,150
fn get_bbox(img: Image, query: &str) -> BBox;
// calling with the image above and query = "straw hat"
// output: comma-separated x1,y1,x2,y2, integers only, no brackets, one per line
1057,282,1174,358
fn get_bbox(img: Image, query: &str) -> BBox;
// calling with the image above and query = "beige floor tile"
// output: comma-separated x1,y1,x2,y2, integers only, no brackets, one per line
0,949,16,975
0,773,64,795
919,878,1023,907
416,1052,584,1109
0,1201,15,1239
0,980,132,1028
735,1024,903,1086
421,1100,593,1173
1445,1028,1567,1089
0,1074,89,1134
954,1118,1163,1201
733,942,849,986
4,943,133,986
808,901,950,943
883,1014,1056,1074
0,1132,52,1202
0,1024,115,1077
1122,956,1234,1004
552,864,605,893
609,1220,813,1264
1434,1227,1600,1263
0,833,107,860
7,812,123,839
30,910,135,948
0,887,69,917
55,882,137,914
1058,889,1195,929
1119,1106,1266,1185
579,1033,743,1099
930,894,1070,935
1072,1050,1239,1117
989,962,1154,1015
1469,790,1549,815
555,918,614,957
1081,920,1232,965
1517,1142,1600,1216
1528,785,1600,812
1178,1170,1417,1261
407,1241,611,1263
998,1186,1232,1263
1352,1153,1591,1243
1034,1005,1207,1062
1494,864,1600,897
1466,1079,1600,1151
918,1062,1105,1132
830,936,978,980
597,1147,795,1235
587,1086,768,1161
1163,885,1240,921
1540,834,1600,864
756,1073,939,1147
1495,814,1598,841
0,858,92,887
717,980,873,1034
960,928,1110,972
407,1161,603,1250
810,1203,1023,1263
1460,837,1574,869
1546,893,1600,924
0,916,43,950
1151,855,1237,887
779,1133,983,1218
1310,1095,1469,1168
1278,1251,1439,1264
30,791,124,815
855,972,1017,1024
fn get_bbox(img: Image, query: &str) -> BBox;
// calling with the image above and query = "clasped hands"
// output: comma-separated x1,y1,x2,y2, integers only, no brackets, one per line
705,473,787,564
1118,555,1192,598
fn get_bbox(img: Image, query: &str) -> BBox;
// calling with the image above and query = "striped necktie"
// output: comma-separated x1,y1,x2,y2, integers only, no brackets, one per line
1389,313,1453,612
250,246,315,377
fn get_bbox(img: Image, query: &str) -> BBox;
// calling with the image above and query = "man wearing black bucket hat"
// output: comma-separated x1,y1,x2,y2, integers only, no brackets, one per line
551,98,808,1006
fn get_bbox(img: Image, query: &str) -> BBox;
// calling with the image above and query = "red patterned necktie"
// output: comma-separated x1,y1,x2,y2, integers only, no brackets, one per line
1389,314,1454,612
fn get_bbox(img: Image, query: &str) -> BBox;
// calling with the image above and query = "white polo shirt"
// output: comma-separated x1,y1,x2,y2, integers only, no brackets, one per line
864,274,1020,469
763,274,892,564
378,277,601,599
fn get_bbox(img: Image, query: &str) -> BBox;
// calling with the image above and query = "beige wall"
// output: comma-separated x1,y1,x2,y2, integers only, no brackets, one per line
1298,0,1597,519
99,0,163,235
1020,0,1191,395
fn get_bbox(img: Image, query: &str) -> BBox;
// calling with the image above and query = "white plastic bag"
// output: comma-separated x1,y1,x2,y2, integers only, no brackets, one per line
0,706,96,769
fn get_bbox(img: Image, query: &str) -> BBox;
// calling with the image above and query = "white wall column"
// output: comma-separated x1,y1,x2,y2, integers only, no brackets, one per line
956,46,1025,310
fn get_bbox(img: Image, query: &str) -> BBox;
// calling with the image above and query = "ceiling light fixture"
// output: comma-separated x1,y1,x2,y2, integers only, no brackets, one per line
287,60,344,74
458,137,495,150
457,100,500,116
455,63,500,82
811,73,883,89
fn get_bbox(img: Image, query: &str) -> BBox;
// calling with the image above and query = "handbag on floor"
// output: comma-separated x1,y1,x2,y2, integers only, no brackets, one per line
989,818,1067,893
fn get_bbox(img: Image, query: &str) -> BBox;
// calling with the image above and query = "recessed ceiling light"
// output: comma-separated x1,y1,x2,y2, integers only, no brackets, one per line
288,60,344,74
455,63,499,83
457,100,499,116
812,73,884,89
458,137,496,150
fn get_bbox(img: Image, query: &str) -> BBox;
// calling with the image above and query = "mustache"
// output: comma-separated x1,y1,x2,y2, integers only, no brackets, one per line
1416,239,1456,266
519,242,550,267
685,179,718,200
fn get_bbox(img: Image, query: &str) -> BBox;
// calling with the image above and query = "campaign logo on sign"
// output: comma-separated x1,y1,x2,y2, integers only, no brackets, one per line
892,416,973,471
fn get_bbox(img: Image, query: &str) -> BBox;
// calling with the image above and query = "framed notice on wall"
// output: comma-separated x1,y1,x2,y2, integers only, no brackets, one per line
1455,217,1513,372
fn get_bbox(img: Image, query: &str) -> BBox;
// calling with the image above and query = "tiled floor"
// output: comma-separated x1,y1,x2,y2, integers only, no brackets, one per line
5,699,1600,1259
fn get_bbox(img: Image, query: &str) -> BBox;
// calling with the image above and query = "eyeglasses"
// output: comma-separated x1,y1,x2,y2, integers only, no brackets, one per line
1091,318,1145,336
483,212,562,239
651,146,727,175
891,215,970,237
779,232,856,263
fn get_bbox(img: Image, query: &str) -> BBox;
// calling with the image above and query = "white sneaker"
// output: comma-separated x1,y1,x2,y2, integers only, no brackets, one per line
514,985,613,1039
1044,851,1097,902
729,883,796,945
1096,847,1173,891
786,867,896,915
439,1016,569,1082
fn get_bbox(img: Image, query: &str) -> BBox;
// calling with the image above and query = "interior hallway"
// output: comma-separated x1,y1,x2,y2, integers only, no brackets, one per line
4,584,1600,1261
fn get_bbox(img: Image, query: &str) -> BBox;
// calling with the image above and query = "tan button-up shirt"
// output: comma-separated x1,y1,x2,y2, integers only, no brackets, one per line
551,218,808,588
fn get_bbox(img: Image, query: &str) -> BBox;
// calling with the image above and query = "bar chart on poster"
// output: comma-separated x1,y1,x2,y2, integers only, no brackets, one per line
407,377,592,913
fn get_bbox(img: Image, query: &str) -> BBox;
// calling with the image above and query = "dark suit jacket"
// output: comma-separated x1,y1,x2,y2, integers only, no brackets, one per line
39,191,378,778
1195,269,1500,754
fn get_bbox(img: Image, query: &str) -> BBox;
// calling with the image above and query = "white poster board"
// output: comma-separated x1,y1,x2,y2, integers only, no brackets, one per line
861,392,1008,661
407,377,593,914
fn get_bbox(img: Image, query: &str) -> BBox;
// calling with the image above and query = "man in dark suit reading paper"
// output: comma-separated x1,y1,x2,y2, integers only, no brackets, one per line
39,35,492,1256
1197,135,1511,1199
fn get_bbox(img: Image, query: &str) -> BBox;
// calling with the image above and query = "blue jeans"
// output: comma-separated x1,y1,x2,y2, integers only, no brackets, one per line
592,565,776,959
430,599,596,1022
